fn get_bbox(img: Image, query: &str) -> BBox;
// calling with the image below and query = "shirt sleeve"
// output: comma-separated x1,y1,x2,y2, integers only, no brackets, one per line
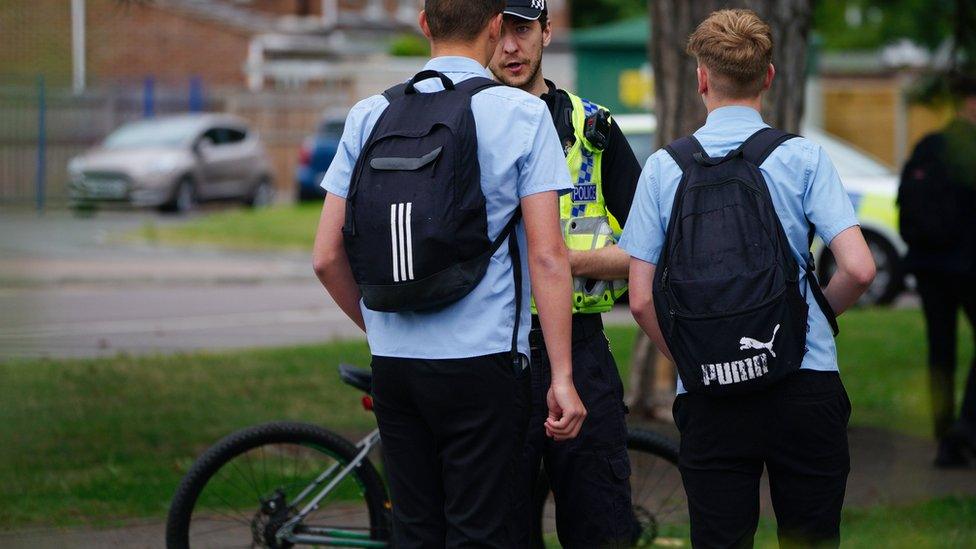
320,96,386,198
618,152,667,264
518,104,573,198
802,141,859,245
600,118,642,226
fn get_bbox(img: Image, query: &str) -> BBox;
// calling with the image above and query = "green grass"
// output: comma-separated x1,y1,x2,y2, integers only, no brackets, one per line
0,309,972,529
136,203,323,251
606,308,973,439
0,342,374,528
755,496,976,548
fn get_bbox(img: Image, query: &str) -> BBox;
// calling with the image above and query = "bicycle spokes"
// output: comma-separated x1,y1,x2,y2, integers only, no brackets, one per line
187,442,379,548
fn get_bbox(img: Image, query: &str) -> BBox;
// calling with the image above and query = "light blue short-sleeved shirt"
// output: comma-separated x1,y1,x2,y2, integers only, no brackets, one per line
619,106,859,394
321,56,572,359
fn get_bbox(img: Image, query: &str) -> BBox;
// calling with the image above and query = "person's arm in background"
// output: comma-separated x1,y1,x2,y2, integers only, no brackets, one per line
629,258,673,362
804,142,876,316
312,195,365,332
520,104,585,441
569,118,643,280
523,191,586,441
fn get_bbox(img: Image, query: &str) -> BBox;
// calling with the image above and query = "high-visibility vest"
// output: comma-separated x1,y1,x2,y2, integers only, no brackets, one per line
534,92,628,315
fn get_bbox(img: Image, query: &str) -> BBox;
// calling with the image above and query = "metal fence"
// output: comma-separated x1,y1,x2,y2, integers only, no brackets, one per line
0,76,350,208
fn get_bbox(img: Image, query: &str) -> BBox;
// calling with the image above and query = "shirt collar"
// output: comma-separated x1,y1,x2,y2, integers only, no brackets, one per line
422,56,492,78
703,106,765,128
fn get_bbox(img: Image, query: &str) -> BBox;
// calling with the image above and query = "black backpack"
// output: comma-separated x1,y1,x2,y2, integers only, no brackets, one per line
342,70,522,314
653,128,838,395
897,133,976,253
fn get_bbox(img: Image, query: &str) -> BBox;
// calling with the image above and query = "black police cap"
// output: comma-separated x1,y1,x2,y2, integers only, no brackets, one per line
504,0,547,21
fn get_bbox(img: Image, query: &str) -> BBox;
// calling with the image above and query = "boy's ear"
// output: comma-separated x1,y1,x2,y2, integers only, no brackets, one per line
763,64,775,91
697,65,708,96
419,10,432,41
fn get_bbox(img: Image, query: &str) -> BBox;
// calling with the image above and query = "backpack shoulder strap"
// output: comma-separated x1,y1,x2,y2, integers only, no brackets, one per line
740,127,798,166
381,82,409,103
664,136,706,173
454,76,502,96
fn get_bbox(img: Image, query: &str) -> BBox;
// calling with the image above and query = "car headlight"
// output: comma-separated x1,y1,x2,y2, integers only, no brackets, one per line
147,157,179,175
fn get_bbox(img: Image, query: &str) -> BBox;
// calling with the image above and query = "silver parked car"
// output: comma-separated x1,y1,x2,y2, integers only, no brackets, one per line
68,113,274,213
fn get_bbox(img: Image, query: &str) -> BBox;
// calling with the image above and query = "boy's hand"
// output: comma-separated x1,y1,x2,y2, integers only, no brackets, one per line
545,376,586,441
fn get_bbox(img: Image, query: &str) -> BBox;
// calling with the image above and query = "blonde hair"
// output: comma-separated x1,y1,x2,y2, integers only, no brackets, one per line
686,9,773,99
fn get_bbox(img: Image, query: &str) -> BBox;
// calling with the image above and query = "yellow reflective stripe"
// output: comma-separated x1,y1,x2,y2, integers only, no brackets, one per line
857,193,899,230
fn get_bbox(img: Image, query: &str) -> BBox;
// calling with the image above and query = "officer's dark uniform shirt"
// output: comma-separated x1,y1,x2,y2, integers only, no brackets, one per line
540,80,642,226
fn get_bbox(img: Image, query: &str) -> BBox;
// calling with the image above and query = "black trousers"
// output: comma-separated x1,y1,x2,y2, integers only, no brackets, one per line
674,370,851,549
371,352,532,548
915,271,976,438
526,314,634,548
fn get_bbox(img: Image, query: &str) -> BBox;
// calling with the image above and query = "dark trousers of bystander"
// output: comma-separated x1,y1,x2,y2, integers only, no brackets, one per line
371,352,532,548
915,271,976,444
674,370,851,549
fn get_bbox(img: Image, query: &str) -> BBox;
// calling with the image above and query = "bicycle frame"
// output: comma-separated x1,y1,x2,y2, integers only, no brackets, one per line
275,428,388,548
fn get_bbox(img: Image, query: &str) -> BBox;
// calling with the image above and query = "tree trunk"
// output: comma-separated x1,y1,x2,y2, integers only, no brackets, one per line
651,0,812,144
626,0,813,419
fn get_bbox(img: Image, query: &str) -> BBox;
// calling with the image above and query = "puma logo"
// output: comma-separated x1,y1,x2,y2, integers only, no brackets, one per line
739,324,780,358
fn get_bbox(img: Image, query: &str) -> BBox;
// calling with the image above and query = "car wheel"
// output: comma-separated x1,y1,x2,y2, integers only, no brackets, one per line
246,178,274,208
817,230,904,306
160,177,196,214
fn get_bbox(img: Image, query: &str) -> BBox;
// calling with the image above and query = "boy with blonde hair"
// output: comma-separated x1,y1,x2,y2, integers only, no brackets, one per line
622,9,876,547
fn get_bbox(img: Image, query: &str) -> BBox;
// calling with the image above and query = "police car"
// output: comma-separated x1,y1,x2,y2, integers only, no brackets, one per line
615,113,905,306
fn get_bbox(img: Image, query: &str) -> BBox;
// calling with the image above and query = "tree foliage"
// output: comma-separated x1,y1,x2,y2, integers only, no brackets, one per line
813,0,955,51
569,0,645,29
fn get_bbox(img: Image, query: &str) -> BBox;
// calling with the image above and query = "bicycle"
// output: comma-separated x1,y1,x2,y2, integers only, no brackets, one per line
166,364,686,548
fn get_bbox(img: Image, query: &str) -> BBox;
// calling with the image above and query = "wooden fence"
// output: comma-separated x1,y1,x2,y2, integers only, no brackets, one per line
822,77,954,169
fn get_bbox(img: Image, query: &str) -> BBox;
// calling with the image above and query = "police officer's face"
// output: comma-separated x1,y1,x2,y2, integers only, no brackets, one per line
490,17,550,89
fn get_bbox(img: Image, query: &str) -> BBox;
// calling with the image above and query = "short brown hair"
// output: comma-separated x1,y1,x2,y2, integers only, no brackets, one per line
425,0,505,42
686,9,773,99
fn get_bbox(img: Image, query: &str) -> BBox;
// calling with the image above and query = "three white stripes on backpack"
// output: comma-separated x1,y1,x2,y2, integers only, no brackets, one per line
390,202,414,282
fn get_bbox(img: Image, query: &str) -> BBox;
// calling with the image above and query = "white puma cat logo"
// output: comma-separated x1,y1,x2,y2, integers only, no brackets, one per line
739,324,780,358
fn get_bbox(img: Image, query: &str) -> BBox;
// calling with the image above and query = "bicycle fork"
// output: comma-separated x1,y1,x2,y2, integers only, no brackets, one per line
276,429,386,548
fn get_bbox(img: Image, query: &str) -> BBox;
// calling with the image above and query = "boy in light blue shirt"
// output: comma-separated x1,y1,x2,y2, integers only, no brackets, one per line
621,9,876,548
312,1,586,546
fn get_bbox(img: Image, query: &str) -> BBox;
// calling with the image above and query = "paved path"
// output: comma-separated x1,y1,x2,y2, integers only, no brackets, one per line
0,210,353,359
0,209,636,360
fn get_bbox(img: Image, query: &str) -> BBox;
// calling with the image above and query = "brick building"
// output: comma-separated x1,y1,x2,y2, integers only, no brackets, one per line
0,0,572,91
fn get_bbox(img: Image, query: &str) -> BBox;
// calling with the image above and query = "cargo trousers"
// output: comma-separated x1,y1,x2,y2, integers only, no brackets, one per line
525,313,635,548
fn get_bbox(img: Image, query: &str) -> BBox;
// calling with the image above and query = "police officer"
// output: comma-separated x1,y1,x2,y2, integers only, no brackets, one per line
490,2,643,546
313,1,586,546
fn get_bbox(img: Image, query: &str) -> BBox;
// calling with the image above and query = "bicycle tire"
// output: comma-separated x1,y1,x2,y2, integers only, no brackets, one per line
166,421,390,548
533,427,684,547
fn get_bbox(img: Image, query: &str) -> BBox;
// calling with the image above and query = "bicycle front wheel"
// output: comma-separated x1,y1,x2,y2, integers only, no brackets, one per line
166,421,390,548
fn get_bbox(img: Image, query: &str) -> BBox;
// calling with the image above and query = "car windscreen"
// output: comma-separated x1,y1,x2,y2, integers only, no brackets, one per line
804,128,893,179
103,118,201,149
